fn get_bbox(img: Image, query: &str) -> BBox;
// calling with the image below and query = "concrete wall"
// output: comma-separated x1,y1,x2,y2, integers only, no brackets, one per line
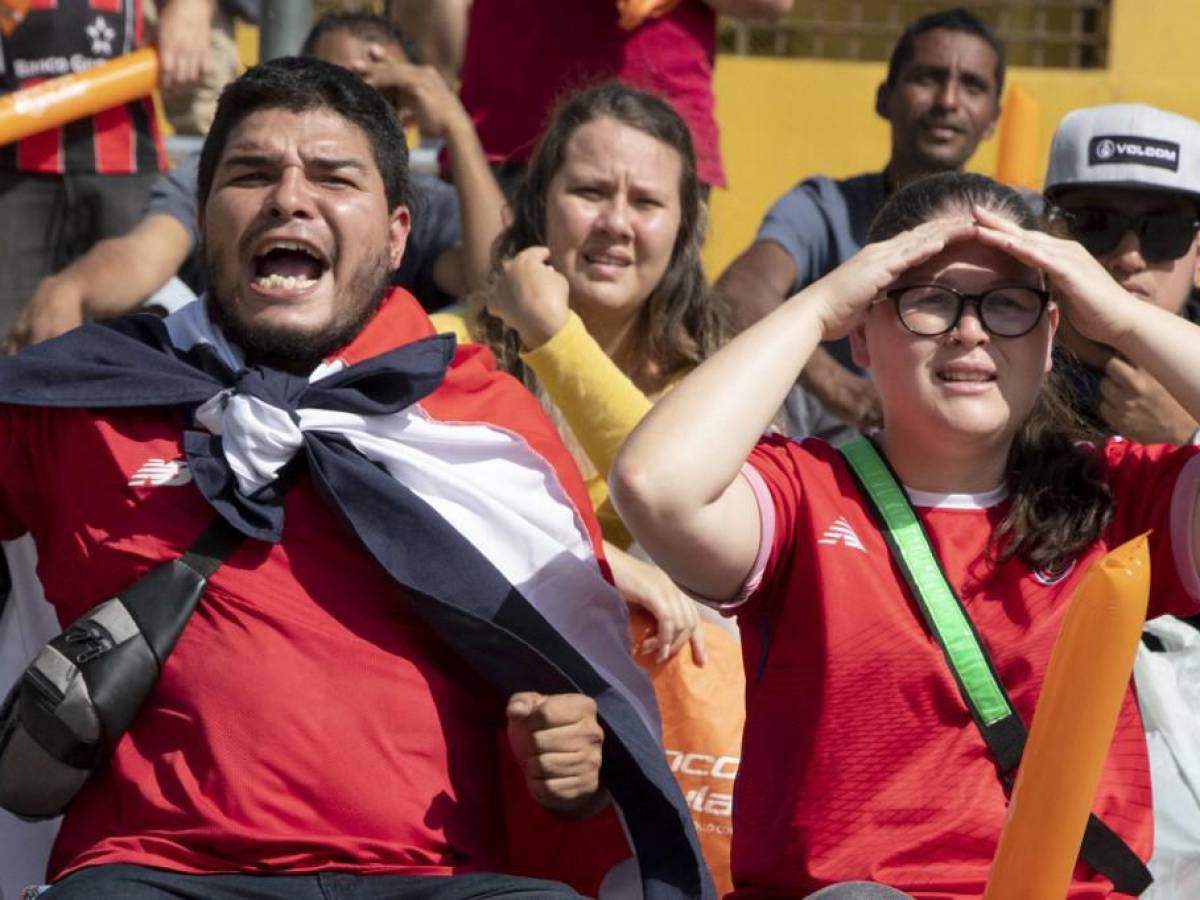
704,0,1200,277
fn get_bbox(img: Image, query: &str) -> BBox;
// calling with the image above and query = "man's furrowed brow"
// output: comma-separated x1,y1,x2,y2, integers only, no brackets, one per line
220,151,279,170
306,155,372,174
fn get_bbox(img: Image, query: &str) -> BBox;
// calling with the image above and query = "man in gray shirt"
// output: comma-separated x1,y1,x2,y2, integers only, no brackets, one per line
716,7,1004,439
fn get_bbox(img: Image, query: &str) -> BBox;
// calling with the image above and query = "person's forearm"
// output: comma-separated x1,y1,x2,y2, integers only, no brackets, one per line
1113,304,1200,426
61,242,177,319
1116,306,1200,577
715,260,785,333
615,288,823,519
443,116,507,293
74,218,191,317
612,289,822,598
522,313,652,478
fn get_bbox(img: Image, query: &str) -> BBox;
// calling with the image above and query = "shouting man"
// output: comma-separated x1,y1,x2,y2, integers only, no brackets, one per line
0,58,708,900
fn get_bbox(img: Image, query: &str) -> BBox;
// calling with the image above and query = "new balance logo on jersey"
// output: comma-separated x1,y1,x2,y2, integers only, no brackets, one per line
128,458,192,487
818,516,865,552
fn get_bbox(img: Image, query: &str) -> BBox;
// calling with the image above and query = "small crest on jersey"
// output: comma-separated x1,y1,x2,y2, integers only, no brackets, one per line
1032,559,1076,586
86,15,116,56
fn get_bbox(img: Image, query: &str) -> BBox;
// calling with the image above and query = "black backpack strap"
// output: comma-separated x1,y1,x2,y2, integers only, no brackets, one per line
839,437,1152,895
1081,815,1156,895
180,513,247,579
116,513,247,664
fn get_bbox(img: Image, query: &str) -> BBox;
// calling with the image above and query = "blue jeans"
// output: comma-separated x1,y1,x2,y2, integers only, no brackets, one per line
40,865,580,899
806,884,913,899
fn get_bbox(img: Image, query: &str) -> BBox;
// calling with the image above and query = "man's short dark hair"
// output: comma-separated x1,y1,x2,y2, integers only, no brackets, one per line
299,11,418,63
885,7,1006,99
197,56,412,213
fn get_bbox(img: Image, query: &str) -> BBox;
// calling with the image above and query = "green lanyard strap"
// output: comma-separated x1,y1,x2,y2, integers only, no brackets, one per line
837,437,1151,895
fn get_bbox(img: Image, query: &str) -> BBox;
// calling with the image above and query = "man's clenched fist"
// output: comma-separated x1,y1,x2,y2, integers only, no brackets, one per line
506,692,607,818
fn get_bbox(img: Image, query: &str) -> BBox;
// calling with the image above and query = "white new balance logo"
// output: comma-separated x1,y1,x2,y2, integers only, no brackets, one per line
818,516,865,552
128,458,193,487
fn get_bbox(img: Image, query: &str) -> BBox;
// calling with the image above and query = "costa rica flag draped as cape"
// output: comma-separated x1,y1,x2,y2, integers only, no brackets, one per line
0,288,714,900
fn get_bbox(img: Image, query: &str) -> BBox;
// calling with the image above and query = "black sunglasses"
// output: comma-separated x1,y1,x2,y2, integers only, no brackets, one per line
885,284,1051,338
1050,207,1200,262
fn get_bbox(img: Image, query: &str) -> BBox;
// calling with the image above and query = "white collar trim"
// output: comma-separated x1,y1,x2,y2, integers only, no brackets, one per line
904,484,1008,509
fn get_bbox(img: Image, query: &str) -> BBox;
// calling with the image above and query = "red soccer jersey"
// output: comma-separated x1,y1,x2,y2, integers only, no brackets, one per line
458,0,724,187
0,292,616,881
728,436,1200,899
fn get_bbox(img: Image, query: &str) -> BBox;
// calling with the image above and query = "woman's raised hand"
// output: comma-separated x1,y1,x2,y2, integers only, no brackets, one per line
605,542,706,667
807,215,978,340
487,246,571,351
972,205,1138,348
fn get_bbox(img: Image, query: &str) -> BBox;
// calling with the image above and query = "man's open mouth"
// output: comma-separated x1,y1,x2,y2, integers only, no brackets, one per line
250,239,330,292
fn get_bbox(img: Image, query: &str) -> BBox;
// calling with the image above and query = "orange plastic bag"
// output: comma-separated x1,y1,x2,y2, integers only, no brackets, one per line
632,608,746,897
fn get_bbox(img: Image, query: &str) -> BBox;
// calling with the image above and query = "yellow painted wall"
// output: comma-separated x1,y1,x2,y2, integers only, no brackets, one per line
705,0,1200,277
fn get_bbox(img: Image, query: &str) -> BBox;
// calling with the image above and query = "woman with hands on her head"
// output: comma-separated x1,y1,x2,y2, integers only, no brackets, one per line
476,82,725,666
611,172,1200,898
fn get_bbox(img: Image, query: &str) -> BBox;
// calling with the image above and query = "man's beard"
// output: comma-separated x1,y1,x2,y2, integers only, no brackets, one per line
205,247,393,373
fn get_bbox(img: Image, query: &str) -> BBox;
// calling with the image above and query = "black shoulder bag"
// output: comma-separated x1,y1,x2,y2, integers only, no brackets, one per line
0,515,243,819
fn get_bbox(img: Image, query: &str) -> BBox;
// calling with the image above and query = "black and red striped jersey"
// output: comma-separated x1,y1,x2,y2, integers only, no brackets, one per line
0,0,167,175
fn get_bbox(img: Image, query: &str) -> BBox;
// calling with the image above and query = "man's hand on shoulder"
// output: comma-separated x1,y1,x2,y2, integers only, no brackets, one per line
7,273,86,353
1100,355,1199,445
506,691,608,819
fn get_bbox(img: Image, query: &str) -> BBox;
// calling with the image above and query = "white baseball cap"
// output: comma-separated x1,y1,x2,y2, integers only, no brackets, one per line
1044,103,1200,201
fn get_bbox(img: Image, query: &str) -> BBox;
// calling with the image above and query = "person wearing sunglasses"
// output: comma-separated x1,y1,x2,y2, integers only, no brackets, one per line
1044,102,1200,898
1044,103,1200,446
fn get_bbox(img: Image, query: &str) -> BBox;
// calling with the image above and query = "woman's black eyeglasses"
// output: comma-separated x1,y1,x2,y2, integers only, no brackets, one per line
885,284,1051,338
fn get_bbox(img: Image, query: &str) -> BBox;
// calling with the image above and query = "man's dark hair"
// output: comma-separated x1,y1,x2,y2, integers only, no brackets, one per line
885,7,1006,99
299,11,416,61
197,56,412,213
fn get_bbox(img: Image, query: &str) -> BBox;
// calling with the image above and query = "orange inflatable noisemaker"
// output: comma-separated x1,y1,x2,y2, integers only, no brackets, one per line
0,47,159,147
994,82,1042,191
984,534,1150,900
